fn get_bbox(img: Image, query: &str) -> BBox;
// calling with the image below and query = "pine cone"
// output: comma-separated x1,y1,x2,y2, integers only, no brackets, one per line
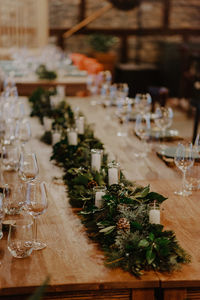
87,180,98,189
117,217,130,232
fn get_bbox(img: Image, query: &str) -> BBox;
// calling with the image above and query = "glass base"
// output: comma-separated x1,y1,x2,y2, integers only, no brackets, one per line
174,189,192,196
117,131,128,137
33,240,47,251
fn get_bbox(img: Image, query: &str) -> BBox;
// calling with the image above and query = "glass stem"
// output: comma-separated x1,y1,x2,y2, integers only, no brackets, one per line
33,217,38,242
182,170,186,192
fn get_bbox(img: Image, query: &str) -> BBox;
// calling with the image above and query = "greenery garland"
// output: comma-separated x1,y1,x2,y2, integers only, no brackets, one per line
28,88,190,277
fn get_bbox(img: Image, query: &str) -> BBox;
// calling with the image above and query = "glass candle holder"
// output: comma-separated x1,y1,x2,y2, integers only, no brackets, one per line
91,149,103,172
67,128,78,146
148,202,160,224
93,186,107,208
108,162,120,185
43,117,52,131
75,116,85,135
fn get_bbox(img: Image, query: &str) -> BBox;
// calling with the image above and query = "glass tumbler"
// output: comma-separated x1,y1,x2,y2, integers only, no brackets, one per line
4,183,25,215
7,215,33,258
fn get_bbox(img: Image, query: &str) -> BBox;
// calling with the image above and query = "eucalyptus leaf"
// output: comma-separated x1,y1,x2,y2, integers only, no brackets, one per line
146,248,156,264
138,239,149,248
99,225,115,234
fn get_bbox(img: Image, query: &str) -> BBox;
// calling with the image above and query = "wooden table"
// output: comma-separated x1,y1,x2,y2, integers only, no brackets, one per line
0,97,199,300
14,76,87,97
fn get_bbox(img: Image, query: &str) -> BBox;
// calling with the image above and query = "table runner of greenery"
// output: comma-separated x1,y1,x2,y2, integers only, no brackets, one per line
28,88,190,277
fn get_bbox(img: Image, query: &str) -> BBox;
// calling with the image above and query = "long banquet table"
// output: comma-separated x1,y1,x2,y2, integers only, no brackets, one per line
0,96,200,300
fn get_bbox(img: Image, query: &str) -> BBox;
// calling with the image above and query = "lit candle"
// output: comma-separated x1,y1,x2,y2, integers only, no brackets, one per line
94,186,107,208
149,202,160,224
52,132,61,145
67,128,78,146
43,117,52,131
108,162,120,185
76,116,85,135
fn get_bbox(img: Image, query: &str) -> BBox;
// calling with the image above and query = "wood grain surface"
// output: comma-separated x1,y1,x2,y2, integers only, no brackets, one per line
0,97,159,298
0,96,199,299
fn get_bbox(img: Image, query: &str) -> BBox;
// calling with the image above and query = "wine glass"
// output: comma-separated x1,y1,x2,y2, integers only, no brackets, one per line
174,142,194,196
135,93,152,116
25,180,48,250
116,97,132,137
15,119,31,145
134,114,151,157
19,152,39,182
154,106,173,138
0,193,4,240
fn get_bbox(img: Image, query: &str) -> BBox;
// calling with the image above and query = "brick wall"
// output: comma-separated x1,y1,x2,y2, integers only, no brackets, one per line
49,0,200,64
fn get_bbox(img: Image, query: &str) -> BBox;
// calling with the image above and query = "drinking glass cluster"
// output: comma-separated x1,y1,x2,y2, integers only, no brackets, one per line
0,81,48,258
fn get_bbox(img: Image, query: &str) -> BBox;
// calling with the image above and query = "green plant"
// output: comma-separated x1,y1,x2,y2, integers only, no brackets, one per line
88,34,118,53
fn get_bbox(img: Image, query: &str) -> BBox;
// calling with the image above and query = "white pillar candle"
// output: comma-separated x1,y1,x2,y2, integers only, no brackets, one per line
149,209,160,224
43,117,52,131
52,132,61,145
94,186,107,209
91,149,102,172
108,167,119,185
149,202,160,224
95,191,106,208
67,130,78,146
76,117,85,135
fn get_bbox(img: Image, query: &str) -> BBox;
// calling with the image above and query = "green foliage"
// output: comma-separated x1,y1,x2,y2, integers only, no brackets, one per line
88,34,118,53
40,131,52,145
28,88,190,277
36,64,57,80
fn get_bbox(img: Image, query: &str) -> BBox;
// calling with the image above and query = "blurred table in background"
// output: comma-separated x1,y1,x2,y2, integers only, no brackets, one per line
14,76,87,96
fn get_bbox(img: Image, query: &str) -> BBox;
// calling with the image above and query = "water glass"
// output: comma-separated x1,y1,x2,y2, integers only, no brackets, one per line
154,106,173,137
135,93,152,116
174,142,194,196
134,114,151,157
4,183,25,215
7,214,33,258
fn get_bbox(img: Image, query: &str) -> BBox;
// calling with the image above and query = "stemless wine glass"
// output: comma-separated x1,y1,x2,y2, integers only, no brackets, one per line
154,106,173,138
19,152,39,182
7,214,33,258
25,180,48,250
174,142,194,196
134,114,151,157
